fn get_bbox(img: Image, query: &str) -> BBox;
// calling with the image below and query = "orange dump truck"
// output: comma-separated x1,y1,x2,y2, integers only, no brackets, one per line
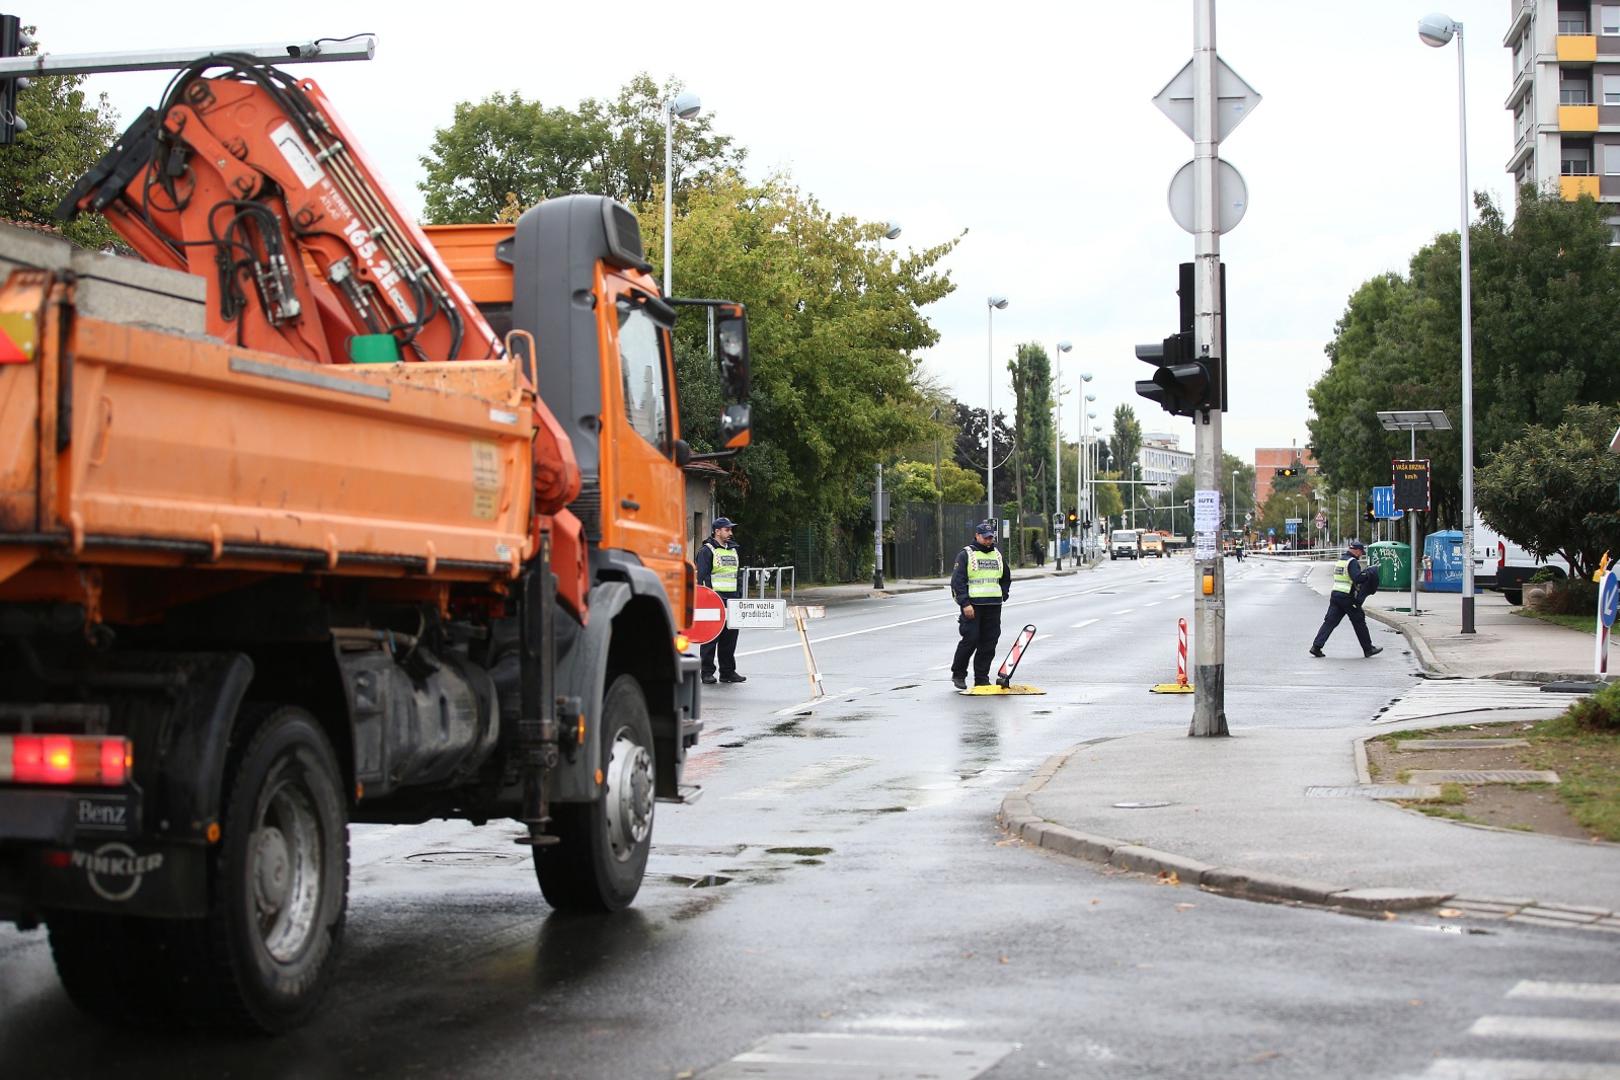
0,60,750,1033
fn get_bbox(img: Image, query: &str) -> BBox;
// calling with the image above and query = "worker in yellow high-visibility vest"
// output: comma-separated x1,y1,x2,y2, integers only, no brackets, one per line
949,520,1012,689
696,517,745,684
1310,539,1382,658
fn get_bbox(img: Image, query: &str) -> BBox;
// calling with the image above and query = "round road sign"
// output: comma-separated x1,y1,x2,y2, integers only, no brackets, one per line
1601,571,1619,629
687,585,728,645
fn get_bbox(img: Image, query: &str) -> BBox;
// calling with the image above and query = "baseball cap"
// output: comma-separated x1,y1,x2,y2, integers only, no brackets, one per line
1348,538,1366,551
975,520,996,536
713,517,737,529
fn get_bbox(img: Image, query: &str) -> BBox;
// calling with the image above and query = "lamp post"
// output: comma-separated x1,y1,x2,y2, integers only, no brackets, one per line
662,90,702,297
986,296,1009,524
1088,417,1100,544
1419,12,1477,633
1131,463,1141,529
1052,342,1072,568
1230,469,1238,532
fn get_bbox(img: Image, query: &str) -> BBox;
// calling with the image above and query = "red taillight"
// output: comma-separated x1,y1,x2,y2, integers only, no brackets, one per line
0,734,132,786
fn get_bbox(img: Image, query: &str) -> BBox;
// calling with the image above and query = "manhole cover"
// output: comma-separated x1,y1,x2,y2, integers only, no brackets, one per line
404,850,525,866
1112,800,1171,809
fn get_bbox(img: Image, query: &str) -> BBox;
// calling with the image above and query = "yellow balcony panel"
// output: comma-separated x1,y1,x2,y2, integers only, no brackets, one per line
1559,104,1599,131
1560,175,1601,201
1557,34,1597,62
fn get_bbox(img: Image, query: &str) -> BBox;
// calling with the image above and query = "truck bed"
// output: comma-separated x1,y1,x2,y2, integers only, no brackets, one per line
0,228,534,606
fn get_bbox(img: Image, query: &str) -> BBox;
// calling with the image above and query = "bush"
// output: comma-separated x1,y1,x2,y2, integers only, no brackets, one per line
1535,579,1597,616
1527,567,1563,584
1565,680,1620,732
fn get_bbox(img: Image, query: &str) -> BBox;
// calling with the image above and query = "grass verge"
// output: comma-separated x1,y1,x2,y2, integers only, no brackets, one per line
1526,712,1620,841
1512,609,1599,633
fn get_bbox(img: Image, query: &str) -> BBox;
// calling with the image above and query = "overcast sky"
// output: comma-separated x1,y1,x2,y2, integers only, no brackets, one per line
44,0,1517,466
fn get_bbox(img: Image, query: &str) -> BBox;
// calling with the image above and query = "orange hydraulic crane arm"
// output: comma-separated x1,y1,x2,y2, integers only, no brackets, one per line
60,56,499,366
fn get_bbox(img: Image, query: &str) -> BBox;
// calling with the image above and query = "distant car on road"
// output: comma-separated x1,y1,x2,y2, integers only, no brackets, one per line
1140,533,1165,558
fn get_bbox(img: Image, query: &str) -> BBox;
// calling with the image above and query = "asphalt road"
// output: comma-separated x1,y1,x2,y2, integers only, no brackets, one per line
2,556,1616,1079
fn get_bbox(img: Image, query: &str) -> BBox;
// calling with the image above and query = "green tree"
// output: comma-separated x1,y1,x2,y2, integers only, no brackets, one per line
1008,342,1054,518
1475,403,1620,578
891,459,983,505
1309,189,1620,533
0,28,121,250
1093,474,1124,521
655,174,961,566
419,75,745,225
1111,405,1142,489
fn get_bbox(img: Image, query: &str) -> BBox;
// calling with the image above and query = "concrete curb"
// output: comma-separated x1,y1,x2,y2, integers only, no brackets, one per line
1361,606,1445,675
997,745,1453,915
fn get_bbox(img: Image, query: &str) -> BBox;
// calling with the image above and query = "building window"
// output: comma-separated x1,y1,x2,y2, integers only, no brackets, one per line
1604,6,1620,35
1606,74,1620,105
1561,13,1589,34
1605,144,1620,175
1563,147,1594,175
1561,75,1592,104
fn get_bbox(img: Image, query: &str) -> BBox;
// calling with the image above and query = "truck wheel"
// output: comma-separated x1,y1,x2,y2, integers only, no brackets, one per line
1504,589,1522,605
195,705,348,1032
534,674,654,913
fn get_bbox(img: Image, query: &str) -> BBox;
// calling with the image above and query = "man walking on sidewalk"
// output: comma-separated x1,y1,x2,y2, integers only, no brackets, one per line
1311,538,1383,658
697,517,746,684
950,520,1012,689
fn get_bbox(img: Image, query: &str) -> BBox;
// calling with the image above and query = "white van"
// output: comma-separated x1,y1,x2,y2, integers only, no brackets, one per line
1470,512,1573,604
1110,529,1140,560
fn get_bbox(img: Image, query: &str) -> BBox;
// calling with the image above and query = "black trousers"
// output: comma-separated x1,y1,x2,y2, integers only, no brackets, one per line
952,603,1003,683
701,594,740,677
1313,592,1372,654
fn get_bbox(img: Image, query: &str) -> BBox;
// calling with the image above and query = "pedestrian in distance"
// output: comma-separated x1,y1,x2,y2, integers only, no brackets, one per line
949,520,1012,690
696,517,745,684
1310,538,1383,658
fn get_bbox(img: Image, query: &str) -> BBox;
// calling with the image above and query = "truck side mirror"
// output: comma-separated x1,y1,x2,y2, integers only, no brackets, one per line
720,404,751,450
714,304,750,401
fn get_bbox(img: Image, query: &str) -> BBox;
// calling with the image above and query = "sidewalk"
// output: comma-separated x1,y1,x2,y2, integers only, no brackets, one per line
1000,557,1620,928
792,560,1086,605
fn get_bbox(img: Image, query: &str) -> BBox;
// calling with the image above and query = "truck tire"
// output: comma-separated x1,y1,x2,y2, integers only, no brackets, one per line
534,674,654,913
1504,589,1522,605
194,705,349,1032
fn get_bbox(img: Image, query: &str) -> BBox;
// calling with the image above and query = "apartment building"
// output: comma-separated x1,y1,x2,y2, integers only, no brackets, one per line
1253,447,1318,508
1505,0,1620,238
1139,433,1194,495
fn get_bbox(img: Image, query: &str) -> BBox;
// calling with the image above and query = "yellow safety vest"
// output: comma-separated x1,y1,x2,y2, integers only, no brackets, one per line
966,547,1003,599
1333,558,1354,594
710,546,739,593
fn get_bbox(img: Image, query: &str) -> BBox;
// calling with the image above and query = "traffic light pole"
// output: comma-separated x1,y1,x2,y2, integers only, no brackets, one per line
1190,0,1228,737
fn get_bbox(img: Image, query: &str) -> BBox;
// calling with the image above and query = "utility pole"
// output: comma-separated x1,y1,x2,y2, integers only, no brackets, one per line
1189,0,1229,736
872,463,884,590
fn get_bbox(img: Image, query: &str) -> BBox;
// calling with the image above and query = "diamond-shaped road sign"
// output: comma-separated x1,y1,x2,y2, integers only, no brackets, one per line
1153,56,1262,142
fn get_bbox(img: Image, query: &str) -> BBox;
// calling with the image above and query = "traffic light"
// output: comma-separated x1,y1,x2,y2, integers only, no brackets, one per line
1134,330,1209,418
0,15,29,146
1065,509,1078,528
1364,500,1376,523
1274,466,1298,478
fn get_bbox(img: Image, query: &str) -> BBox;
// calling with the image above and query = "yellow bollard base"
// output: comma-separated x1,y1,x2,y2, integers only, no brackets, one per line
958,684,1046,696
1150,683,1195,694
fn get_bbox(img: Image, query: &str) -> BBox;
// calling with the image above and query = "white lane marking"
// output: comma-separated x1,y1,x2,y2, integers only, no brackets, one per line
1111,609,1133,616
1036,634,1052,642
772,687,868,717
1144,601,1162,607
1418,1059,1620,1079
928,663,953,671
736,587,1112,658
1069,618,1099,630
723,756,876,800
1469,1016,1620,1042
1507,982,1620,1003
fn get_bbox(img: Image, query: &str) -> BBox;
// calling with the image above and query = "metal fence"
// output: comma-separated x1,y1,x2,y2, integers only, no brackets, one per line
890,502,982,580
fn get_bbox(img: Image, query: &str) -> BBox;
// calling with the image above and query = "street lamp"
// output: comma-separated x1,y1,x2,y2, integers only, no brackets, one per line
883,220,903,240
662,90,702,297
1230,469,1238,531
986,296,1009,523
1052,341,1072,567
1419,12,1477,634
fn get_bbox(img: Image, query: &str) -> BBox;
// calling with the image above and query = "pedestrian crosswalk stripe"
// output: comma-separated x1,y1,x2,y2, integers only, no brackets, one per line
1372,680,1577,725
1508,982,1620,1004
1469,1016,1620,1042
1417,1059,1620,1079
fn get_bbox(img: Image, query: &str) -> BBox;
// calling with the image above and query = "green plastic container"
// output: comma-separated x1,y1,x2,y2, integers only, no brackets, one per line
349,334,400,364
1367,540,1411,591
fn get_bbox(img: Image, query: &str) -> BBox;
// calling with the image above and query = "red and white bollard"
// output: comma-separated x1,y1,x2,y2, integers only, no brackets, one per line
1176,618,1189,688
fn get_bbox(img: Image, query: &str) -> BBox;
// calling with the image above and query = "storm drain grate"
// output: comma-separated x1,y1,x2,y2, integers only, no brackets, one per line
1405,770,1560,785
1306,785,1441,800
697,1033,1016,1079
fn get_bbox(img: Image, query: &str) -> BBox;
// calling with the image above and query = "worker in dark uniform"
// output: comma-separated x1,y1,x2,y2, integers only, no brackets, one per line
1310,538,1383,658
949,520,1012,689
696,517,745,684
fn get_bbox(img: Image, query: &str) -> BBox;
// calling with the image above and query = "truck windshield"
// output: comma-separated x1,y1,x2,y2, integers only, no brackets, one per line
1111,531,1135,543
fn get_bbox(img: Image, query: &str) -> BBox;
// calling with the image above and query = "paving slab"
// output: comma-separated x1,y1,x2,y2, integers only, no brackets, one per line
1405,770,1560,785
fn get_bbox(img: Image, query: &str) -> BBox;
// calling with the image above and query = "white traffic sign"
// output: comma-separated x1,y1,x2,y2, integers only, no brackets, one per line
1193,490,1221,533
1168,158,1248,235
1153,55,1262,142
687,586,728,645
727,599,786,630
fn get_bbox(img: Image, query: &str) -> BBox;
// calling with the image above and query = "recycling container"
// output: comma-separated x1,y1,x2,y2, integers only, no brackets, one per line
1366,540,1410,591
1422,530,1466,593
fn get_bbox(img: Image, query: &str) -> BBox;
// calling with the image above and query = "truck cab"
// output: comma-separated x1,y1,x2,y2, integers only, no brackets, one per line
1110,529,1140,560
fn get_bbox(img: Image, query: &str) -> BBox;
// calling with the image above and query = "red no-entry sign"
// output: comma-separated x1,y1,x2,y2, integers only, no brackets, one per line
686,586,728,645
